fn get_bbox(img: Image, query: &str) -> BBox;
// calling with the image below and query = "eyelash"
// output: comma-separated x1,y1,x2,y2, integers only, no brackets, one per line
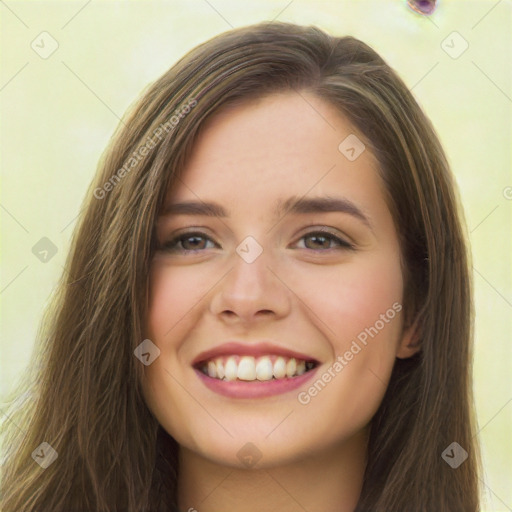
159,229,354,253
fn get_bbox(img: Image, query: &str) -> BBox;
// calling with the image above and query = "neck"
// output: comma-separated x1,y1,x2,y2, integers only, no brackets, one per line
176,428,369,512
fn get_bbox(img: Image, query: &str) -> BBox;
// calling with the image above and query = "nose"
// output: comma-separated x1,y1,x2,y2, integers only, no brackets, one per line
209,248,291,325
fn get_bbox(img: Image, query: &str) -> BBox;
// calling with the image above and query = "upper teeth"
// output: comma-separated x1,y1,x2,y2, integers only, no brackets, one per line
200,355,314,381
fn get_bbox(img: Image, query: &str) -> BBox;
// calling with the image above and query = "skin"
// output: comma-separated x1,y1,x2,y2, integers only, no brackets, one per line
143,91,419,512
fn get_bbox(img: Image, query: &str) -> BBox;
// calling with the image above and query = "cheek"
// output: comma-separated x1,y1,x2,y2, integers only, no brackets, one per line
290,251,404,431
286,249,404,346
338,258,403,339
142,264,208,433
146,263,213,340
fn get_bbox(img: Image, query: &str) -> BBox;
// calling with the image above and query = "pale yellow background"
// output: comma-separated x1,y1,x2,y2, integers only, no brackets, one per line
1,1,511,510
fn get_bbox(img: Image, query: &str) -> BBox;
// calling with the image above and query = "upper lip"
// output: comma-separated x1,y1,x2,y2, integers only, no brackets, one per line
192,341,319,367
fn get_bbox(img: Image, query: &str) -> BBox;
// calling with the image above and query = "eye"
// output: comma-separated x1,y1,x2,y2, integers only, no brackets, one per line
160,231,217,252
296,230,354,251
158,228,354,254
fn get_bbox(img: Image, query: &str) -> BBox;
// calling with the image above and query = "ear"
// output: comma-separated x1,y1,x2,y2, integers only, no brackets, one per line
396,317,421,359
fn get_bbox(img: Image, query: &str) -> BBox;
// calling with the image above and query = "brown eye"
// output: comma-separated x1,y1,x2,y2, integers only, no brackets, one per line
161,232,217,252
299,231,353,251
180,235,208,250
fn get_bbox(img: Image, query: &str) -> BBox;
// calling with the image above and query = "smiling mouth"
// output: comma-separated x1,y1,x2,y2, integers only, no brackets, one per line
194,355,318,382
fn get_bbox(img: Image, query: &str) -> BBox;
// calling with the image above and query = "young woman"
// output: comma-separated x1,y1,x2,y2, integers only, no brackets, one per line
1,21,481,511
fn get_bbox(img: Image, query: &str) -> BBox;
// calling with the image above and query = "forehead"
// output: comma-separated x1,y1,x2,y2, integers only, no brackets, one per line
166,91,384,215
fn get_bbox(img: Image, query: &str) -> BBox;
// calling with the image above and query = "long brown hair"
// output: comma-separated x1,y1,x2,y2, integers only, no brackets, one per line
1,21,480,511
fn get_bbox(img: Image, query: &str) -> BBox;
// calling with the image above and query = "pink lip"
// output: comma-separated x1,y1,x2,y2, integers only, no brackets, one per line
194,365,320,399
191,341,318,366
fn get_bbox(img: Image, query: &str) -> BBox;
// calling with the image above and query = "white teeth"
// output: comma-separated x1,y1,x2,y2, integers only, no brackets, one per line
224,357,238,381
237,356,256,381
273,356,287,379
200,355,315,381
207,360,217,378
215,359,225,379
286,358,297,377
256,357,274,381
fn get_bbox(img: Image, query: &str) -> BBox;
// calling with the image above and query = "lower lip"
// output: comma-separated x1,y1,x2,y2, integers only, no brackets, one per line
194,366,320,399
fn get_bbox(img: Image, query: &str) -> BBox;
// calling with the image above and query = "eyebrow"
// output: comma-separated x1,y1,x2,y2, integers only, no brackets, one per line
161,196,373,229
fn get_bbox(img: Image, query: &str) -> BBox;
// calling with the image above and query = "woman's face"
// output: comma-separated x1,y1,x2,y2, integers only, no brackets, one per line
143,91,417,469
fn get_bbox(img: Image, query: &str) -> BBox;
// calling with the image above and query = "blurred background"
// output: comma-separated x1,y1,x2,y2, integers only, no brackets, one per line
1,0,511,509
